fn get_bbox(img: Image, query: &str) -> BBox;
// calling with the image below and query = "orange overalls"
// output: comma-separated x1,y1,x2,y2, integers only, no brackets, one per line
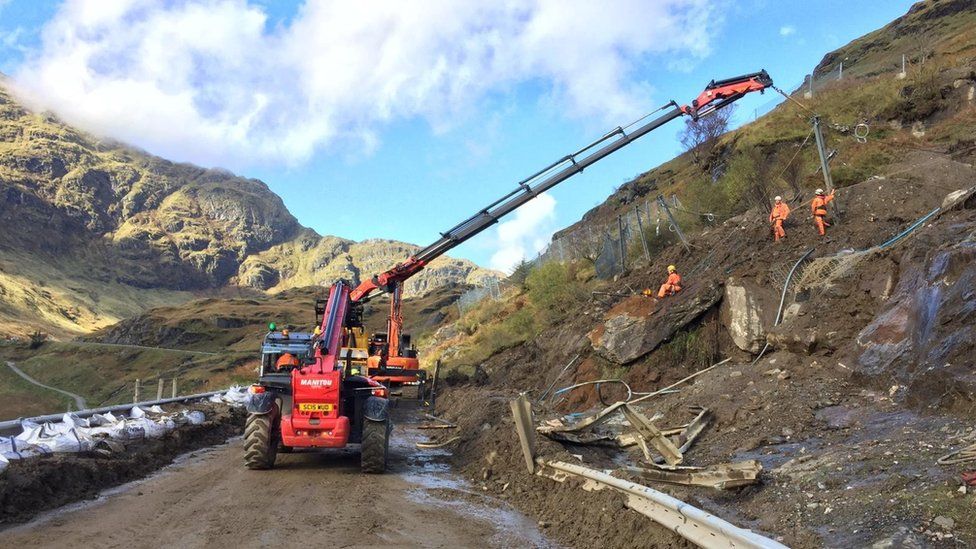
657,272,682,298
769,202,791,241
811,192,834,236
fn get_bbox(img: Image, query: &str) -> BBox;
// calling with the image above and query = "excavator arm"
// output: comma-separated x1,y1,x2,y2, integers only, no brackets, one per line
350,70,773,305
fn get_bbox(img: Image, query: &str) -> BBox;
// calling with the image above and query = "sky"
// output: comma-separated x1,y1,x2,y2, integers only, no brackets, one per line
0,0,916,272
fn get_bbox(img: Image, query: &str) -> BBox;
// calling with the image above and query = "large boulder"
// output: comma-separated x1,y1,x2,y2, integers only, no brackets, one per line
720,276,779,353
589,281,723,364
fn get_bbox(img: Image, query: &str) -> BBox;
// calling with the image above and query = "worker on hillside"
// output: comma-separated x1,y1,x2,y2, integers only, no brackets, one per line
657,265,682,298
276,352,300,371
811,188,836,236
769,195,790,241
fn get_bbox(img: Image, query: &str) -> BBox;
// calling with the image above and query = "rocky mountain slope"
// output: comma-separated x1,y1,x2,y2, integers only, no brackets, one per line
0,80,493,337
417,2,976,547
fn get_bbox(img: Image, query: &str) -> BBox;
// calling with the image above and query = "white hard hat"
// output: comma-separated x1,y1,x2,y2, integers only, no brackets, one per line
774,195,782,201
815,188,824,194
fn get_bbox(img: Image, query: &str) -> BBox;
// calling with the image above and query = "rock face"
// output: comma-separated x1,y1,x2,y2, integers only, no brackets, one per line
0,81,495,336
589,281,723,364
720,277,778,353
855,224,976,403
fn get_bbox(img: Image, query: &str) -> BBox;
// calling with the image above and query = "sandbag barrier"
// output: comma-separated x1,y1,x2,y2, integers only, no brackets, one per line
0,387,249,473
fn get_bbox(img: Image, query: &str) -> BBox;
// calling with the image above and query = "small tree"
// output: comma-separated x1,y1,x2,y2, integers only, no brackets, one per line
679,105,737,170
507,259,533,292
566,228,603,266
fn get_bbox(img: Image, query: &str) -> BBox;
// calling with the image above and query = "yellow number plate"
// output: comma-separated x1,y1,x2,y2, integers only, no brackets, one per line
298,403,333,412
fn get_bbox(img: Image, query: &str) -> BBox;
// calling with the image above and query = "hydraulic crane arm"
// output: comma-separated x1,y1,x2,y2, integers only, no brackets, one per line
350,70,772,302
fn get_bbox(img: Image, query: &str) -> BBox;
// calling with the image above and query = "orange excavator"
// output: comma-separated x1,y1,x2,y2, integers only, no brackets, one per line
244,70,773,472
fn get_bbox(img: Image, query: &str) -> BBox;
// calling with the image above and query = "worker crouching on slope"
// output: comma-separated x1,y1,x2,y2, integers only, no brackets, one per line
811,188,836,236
657,265,682,298
769,196,790,241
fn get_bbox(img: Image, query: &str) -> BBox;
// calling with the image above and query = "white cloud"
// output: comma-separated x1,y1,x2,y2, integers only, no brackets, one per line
779,25,795,37
489,192,557,272
12,0,721,168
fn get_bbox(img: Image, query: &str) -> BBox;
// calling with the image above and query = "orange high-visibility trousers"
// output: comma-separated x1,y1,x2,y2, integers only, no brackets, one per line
658,283,681,298
813,215,829,236
772,219,786,241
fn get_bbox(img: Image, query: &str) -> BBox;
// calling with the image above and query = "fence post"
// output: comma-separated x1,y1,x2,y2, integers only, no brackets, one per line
812,116,835,192
133,378,141,403
804,74,813,99
617,215,626,273
430,359,441,414
812,116,841,220
172,377,178,398
635,205,651,262
838,61,843,80
156,378,164,400
897,54,906,79
657,195,690,252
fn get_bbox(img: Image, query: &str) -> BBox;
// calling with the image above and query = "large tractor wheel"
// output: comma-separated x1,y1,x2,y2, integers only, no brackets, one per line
244,413,279,470
361,418,390,474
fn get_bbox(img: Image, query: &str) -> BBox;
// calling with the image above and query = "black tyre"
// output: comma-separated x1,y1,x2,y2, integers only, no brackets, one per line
244,413,279,470
361,418,390,474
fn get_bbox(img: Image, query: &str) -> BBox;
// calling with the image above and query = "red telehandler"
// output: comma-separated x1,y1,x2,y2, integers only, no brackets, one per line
244,70,773,473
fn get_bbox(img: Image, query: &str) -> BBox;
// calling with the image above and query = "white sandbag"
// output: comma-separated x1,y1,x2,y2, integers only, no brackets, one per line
215,386,250,405
148,405,165,414
130,406,147,418
182,410,206,425
47,429,92,453
0,453,8,473
15,423,43,443
62,413,90,428
109,419,147,441
88,412,119,427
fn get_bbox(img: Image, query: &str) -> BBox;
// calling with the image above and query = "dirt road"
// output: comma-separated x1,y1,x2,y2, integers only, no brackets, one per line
3,415,554,548
5,361,87,409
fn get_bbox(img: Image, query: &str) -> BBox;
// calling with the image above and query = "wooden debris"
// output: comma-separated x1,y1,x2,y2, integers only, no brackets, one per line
510,394,536,473
626,460,762,490
416,436,460,449
622,404,683,466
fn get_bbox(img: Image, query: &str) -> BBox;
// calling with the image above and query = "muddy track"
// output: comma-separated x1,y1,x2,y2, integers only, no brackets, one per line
1,406,554,549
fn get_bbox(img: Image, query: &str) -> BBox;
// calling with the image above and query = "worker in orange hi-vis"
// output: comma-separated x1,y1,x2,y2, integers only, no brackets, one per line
657,265,682,298
769,195,790,241
811,188,836,236
276,352,300,371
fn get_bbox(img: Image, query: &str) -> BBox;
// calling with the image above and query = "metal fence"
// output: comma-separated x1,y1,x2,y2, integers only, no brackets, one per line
457,275,503,314
749,50,927,122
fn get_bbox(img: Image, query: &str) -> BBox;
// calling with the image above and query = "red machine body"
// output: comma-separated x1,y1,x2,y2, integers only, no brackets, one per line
279,281,386,448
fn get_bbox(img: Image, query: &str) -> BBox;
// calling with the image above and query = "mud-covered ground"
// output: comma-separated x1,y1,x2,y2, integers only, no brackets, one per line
427,151,976,548
1,405,554,549
0,402,245,525
435,362,975,548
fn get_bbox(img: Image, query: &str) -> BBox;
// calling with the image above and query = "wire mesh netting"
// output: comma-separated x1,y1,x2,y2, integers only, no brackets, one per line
794,249,876,292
